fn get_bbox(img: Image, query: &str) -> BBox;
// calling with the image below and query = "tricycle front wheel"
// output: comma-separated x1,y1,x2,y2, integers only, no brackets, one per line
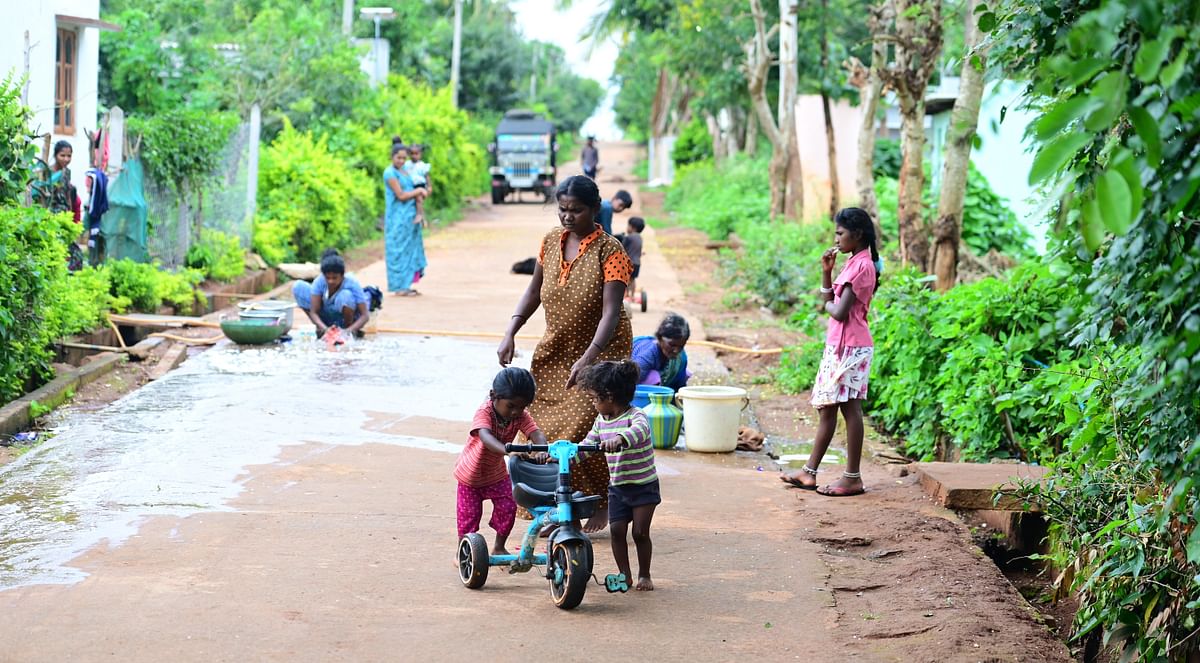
458,533,490,589
548,540,592,609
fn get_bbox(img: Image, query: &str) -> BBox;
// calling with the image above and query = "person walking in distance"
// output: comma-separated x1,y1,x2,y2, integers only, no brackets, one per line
581,136,599,180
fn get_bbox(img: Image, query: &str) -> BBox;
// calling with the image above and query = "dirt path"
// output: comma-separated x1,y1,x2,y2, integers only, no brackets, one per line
646,204,1073,660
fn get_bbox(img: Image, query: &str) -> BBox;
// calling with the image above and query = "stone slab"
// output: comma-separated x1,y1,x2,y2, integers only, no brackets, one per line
913,461,1049,511
147,344,188,381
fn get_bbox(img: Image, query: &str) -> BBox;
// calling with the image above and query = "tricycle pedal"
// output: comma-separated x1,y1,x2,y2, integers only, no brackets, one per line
605,573,630,593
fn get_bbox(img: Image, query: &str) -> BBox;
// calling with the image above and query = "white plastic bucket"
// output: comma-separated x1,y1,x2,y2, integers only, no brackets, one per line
675,386,749,453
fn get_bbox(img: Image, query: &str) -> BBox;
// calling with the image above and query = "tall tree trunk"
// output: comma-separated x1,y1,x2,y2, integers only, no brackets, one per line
819,0,840,220
851,0,893,239
821,93,840,219
779,0,802,219
744,0,790,219
721,107,740,156
896,92,930,269
705,111,726,161
744,106,758,156
881,0,943,270
932,2,985,291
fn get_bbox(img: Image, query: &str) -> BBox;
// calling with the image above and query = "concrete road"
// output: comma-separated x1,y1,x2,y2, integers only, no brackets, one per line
0,144,839,661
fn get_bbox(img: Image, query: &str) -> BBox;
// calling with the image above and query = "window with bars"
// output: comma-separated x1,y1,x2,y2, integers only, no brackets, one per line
54,27,77,134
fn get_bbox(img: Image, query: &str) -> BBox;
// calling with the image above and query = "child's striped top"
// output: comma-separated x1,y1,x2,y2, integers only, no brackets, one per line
583,407,657,486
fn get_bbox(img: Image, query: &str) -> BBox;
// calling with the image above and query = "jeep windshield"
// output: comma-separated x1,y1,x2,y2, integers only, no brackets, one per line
497,134,548,153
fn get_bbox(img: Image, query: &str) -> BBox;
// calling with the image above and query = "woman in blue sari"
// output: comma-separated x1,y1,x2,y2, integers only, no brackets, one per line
383,144,428,296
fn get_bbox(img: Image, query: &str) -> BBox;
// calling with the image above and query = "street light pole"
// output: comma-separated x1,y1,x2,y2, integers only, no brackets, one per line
359,7,395,88
450,0,463,108
373,15,382,85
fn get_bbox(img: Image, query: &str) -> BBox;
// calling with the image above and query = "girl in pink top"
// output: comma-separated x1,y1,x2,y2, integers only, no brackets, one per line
781,208,879,497
454,367,549,554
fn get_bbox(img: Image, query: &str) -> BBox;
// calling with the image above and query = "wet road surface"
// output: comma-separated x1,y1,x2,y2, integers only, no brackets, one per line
0,144,840,660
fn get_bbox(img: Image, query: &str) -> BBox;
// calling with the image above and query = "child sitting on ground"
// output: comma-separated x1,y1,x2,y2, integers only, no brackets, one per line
454,367,549,555
405,143,432,227
577,360,660,591
621,216,645,299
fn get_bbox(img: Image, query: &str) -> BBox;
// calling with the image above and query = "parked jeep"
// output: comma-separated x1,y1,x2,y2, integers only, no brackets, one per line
488,109,557,204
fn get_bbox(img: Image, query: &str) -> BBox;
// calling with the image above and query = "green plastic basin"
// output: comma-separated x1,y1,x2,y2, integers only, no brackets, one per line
220,316,288,345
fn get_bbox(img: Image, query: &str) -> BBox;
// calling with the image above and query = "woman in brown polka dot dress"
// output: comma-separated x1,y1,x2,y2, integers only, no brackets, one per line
498,176,634,533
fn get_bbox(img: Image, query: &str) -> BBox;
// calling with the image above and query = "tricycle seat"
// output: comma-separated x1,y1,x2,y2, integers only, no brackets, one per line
507,457,602,518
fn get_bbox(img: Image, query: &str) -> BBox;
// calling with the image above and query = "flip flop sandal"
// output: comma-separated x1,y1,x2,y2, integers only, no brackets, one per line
780,474,817,490
816,484,866,497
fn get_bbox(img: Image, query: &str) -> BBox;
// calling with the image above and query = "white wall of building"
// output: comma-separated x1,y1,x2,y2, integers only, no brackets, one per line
3,0,102,192
795,94,862,220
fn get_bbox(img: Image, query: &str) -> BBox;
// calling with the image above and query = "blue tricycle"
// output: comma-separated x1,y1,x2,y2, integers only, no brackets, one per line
456,440,629,610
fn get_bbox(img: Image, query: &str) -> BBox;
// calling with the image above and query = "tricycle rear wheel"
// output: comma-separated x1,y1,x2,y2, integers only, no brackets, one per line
458,533,490,589
548,540,592,609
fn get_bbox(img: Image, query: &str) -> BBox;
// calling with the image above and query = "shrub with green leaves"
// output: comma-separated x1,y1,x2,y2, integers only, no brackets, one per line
46,266,130,337
0,207,75,403
327,76,488,222
866,263,1084,462
186,229,245,282
0,75,37,205
253,121,374,264
672,116,713,167
105,259,203,314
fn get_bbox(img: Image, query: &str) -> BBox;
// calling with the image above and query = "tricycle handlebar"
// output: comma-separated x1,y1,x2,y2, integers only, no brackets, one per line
505,442,602,454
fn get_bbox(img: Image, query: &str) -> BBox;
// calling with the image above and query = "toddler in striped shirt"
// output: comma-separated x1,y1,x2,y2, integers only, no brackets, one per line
578,360,660,591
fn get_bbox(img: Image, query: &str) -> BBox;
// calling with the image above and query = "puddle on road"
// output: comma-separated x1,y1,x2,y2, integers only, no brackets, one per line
0,335,506,589
772,441,846,467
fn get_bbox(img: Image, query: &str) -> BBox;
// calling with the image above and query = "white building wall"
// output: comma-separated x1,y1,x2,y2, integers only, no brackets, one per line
3,0,103,193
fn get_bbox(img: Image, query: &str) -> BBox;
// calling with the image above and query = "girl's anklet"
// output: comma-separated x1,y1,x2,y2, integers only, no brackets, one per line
802,465,819,476
842,471,862,479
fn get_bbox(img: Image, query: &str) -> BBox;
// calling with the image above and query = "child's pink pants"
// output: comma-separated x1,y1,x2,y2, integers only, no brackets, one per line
456,479,517,539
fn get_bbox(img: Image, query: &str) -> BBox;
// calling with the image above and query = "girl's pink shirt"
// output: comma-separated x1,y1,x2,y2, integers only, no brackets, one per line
824,250,877,348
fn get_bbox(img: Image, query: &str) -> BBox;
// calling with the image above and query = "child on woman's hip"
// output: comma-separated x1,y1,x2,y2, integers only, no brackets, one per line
577,359,660,591
453,367,549,555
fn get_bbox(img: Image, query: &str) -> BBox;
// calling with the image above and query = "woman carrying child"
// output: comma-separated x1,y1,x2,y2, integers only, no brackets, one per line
780,207,880,497
454,367,550,555
497,175,634,534
383,143,428,297
577,360,660,590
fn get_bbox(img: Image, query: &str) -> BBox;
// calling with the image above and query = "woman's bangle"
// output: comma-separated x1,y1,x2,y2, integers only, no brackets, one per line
589,341,603,352
511,314,526,321
820,287,833,294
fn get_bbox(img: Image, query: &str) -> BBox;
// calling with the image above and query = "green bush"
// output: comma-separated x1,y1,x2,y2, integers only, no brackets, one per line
773,339,826,393
186,229,245,282
867,263,1083,462
46,266,130,337
872,138,901,180
338,76,488,220
671,116,713,167
105,259,203,314
0,207,75,403
1,75,37,205
254,121,374,264
664,155,770,239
